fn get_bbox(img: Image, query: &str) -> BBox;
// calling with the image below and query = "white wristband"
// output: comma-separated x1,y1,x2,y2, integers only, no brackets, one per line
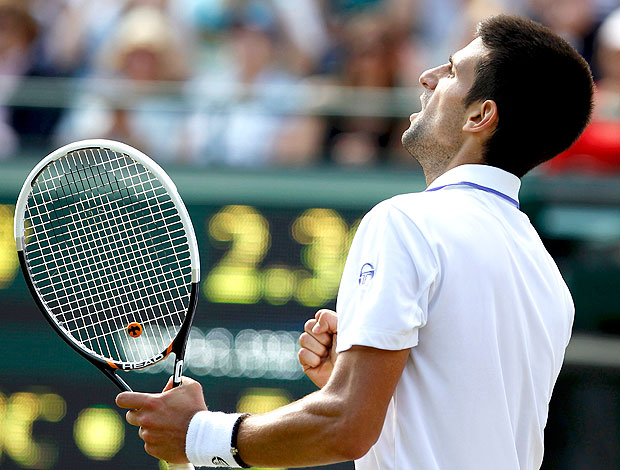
186,411,243,468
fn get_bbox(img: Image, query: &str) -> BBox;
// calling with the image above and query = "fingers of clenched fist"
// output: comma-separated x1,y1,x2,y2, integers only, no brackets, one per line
298,310,338,389
298,346,320,371
312,309,338,336
306,318,333,347
298,330,328,369
298,309,337,368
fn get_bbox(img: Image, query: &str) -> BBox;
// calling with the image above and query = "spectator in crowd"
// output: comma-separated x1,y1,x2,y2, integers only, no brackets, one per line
321,12,408,166
594,6,620,119
36,0,188,77
0,0,64,158
183,3,318,166
30,0,125,77
54,5,192,162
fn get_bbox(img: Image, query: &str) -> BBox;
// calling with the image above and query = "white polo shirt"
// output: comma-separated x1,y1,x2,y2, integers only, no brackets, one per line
336,164,574,470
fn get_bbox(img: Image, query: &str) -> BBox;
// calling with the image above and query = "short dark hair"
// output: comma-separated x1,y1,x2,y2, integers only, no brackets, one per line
464,15,594,177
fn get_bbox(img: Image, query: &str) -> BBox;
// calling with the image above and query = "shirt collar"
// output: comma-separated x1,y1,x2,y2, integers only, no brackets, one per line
426,164,521,205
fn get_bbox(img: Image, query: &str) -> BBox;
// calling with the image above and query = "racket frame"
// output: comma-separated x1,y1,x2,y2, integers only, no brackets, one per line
14,139,200,392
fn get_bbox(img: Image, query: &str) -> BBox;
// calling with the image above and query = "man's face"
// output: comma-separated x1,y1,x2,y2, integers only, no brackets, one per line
402,38,488,169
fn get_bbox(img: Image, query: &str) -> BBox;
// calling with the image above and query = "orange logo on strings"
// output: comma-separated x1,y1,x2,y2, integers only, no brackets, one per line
127,322,143,338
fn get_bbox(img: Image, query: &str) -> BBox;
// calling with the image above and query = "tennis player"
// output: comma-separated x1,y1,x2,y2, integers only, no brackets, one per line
116,15,594,469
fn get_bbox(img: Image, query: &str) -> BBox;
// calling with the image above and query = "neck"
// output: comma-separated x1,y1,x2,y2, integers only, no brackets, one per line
422,142,486,186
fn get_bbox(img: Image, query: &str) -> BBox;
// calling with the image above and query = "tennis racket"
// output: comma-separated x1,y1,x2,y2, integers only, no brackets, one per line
14,139,198,470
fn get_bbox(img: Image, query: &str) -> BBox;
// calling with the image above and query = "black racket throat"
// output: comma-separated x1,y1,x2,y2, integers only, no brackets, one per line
20,247,198,393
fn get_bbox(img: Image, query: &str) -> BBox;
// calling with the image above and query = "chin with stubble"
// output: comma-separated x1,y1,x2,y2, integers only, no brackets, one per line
402,114,450,182
402,106,465,183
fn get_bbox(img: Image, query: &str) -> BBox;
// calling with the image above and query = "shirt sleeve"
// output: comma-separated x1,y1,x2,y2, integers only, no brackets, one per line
335,199,438,353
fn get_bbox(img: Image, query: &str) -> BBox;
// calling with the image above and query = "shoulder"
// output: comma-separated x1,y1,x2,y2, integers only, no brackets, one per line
364,193,431,222
360,192,441,236
353,193,438,258
357,191,478,261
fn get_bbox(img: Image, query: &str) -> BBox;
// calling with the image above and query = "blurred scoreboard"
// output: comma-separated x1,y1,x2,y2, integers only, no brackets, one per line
1,162,620,469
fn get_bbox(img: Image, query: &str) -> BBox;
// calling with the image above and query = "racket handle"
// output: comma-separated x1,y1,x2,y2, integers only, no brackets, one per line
166,463,194,469
173,357,184,388
168,359,191,469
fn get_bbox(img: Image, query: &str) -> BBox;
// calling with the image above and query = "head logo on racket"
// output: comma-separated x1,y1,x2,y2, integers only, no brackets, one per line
127,322,143,338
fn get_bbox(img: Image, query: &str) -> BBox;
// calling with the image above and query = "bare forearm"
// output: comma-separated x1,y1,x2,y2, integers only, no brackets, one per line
235,347,410,468
237,390,367,468
117,348,407,467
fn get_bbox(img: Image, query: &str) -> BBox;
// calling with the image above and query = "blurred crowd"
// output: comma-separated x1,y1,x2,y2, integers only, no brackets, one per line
0,0,619,171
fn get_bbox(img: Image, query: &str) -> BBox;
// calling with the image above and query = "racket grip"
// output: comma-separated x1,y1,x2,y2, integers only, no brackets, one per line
166,463,194,469
173,357,184,388
168,359,191,469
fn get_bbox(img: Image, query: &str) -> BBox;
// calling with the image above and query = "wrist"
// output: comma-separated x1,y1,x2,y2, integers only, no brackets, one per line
185,410,251,468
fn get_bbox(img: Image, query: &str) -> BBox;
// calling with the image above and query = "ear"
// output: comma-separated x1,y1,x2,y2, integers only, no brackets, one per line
462,100,498,134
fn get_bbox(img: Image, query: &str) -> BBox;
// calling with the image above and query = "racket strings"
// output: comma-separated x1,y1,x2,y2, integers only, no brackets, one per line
23,148,192,364
28,151,158,362
74,159,164,363
32,154,131,360
35,257,190,319
83,148,188,360
54,149,188,362
25,178,177,234
39,256,189,355
25,158,177,226
47,151,170,362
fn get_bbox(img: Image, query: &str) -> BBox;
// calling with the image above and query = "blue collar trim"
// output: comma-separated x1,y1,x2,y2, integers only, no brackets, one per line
425,181,520,210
